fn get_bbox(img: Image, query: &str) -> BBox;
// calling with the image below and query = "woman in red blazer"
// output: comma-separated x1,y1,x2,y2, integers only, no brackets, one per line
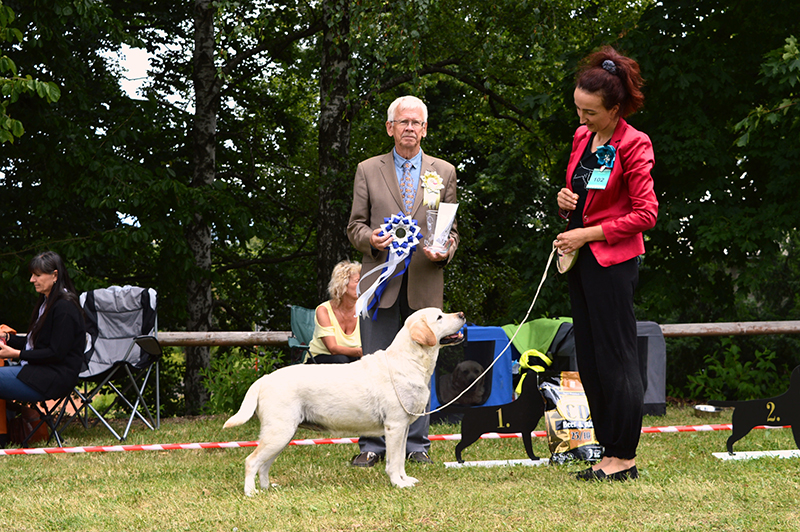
556,47,658,481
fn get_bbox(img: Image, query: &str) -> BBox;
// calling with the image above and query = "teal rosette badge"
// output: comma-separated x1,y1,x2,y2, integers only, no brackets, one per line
595,145,616,169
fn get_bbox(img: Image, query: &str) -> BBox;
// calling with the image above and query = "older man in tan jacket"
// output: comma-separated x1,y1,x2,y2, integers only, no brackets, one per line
347,95,459,467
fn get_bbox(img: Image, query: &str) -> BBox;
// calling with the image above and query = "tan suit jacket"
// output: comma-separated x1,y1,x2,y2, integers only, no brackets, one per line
348,151,459,310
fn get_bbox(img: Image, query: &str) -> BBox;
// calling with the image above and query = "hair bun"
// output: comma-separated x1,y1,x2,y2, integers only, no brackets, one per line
602,60,617,74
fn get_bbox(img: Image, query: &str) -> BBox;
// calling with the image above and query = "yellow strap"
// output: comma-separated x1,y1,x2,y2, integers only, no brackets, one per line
515,349,552,395
520,349,551,370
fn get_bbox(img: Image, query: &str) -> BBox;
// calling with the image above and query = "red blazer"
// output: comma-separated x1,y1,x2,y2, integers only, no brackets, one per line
563,118,658,267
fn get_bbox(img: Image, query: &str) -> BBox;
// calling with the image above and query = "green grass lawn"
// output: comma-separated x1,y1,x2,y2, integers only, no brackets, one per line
1,406,798,532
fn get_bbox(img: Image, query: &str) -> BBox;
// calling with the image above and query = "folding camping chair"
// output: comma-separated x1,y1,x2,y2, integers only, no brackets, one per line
287,305,316,364
16,395,72,447
74,285,161,441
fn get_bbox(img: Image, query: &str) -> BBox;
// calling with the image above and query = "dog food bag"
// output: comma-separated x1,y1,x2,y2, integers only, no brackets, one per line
539,371,602,464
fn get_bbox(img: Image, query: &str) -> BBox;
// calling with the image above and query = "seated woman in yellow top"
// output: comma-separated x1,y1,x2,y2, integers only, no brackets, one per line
308,260,362,364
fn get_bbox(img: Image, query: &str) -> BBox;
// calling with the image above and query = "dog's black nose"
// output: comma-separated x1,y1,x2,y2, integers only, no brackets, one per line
457,311,465,319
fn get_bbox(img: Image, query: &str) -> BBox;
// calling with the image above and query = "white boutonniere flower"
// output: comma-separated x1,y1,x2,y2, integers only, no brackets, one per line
422,171,444,209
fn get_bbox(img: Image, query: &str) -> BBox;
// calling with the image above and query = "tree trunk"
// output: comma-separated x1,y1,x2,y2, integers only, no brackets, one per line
185,0,218,415
317,0,354,300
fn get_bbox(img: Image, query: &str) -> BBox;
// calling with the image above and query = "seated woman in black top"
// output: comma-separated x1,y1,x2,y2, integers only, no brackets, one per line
0,251,87,444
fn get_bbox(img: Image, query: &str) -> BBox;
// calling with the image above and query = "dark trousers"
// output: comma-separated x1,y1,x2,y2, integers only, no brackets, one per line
358,274,430,455
311,354,358,364
568,245,642,460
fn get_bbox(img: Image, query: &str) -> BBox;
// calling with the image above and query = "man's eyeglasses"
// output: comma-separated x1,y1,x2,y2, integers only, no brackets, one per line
392,119,425,129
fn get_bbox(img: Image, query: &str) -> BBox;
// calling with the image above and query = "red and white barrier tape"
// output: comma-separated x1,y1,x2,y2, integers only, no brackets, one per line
0,423,789,456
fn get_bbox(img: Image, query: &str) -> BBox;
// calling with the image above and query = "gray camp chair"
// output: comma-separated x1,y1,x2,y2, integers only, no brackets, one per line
73,286,161,440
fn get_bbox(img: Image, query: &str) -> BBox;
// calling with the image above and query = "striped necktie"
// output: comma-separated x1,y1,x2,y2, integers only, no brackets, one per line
401,161,414,214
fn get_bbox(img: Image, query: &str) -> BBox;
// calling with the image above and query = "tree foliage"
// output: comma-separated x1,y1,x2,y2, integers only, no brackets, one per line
0,1,60,143
0,0,166,320
619,0,800,394
734,36,800,149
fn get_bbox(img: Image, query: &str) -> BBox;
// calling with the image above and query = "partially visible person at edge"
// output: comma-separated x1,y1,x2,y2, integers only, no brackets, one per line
0,251,87,448
347,94,459,467
554,46,658,482
307,260,363,364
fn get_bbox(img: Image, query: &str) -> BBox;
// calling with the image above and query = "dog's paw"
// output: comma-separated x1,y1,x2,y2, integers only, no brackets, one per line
392,475,418,488
244,478,260,497
244,482,278,496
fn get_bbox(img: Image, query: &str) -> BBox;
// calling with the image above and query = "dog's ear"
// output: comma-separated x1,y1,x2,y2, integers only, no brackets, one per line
409,316,437,347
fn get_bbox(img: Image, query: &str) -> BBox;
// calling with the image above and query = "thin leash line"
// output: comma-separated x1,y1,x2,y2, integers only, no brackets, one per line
386,243,558,417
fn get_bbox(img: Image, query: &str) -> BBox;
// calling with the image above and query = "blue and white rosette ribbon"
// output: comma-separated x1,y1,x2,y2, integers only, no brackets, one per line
356,213,422,319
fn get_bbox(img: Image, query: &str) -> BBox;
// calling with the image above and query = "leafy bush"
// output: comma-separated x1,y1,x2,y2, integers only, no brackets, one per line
153,349,185,417
686,338,786,401
200,348,281,415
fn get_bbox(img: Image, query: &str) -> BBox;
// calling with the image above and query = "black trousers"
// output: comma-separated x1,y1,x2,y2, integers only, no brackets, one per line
357,273,430,454
311,354,358,364
568,245,643,460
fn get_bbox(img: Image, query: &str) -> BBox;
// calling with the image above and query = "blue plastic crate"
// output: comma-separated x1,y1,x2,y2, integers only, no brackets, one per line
431,325,514,410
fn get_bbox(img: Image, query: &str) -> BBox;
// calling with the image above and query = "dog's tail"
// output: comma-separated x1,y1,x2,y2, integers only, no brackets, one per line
223,378,261,428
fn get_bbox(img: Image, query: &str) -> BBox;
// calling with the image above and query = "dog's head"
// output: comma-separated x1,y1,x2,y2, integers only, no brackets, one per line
404,308,466,348
452,360,484,388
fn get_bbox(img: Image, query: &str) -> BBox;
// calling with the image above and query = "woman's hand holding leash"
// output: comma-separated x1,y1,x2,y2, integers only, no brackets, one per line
555,230,582,255
556,226,606,254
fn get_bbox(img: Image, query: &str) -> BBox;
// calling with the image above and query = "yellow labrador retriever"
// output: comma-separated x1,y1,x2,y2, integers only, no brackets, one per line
224,308,466,495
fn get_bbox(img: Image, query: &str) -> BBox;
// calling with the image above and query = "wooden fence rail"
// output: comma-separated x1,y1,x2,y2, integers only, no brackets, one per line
659,321,800,338
157,331,291,347
155,321,800,347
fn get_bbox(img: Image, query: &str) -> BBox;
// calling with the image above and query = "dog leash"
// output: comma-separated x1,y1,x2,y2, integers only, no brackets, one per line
385,243,559,417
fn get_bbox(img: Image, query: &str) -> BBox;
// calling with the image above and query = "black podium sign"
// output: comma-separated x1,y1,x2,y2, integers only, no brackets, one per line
710,365,800,454
455,369,545,463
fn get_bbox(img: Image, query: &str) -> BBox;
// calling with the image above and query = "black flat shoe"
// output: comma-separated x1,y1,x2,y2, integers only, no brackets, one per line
576,465,639,482
575,466,597,480
607,465,639,481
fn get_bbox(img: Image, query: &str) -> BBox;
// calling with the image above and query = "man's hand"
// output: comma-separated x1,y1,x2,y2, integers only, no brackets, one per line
369,227,394,250
423,238,454,262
